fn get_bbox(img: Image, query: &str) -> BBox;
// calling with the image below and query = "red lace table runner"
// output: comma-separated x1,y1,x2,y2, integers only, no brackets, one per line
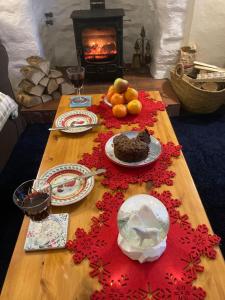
67,191,220,299
88,91,165,129
67,91,221,299
79,131,181,190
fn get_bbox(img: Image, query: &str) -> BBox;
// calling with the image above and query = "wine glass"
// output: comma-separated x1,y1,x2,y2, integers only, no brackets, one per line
13,179,52,222
66,66,85,101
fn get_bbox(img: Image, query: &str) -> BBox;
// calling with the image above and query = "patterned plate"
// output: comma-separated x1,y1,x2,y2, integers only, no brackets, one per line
39,164,95,206
103,96,112,107
55,110,98,133
105,131,162,168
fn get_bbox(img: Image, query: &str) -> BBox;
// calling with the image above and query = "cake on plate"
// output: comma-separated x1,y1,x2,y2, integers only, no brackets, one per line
113,129,151,162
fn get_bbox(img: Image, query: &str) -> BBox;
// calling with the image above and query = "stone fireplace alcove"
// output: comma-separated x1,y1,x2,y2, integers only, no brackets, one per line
1,0,225,90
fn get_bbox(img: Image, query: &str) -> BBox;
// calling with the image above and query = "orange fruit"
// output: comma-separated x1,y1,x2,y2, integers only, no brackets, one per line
108,85,114,92
110,93,125,106
106,85,115,102
124,87,138,103
127,99,142,115
112,104,127,118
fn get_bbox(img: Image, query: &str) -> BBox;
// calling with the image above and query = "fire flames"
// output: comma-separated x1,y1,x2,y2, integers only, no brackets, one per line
82,28,117,61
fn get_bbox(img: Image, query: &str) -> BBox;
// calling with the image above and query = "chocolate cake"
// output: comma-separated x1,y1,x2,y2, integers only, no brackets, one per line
113,129,151,162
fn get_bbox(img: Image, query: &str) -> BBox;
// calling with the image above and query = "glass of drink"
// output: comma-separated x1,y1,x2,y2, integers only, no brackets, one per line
66,66,85,101
13,179,52,222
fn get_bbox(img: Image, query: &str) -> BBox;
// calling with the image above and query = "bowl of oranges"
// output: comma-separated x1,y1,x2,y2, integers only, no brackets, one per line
104,78,142,118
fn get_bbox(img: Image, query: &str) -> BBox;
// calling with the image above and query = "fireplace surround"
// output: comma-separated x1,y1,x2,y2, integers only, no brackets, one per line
1,0,196,89
71,2,124,80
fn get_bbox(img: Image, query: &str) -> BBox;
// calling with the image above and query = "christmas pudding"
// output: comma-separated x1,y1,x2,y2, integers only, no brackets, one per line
113,129,151,162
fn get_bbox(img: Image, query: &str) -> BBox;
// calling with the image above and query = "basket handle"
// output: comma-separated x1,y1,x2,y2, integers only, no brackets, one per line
175,63,184,79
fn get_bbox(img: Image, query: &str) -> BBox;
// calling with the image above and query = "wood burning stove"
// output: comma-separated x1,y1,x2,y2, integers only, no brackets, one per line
71,1,124,80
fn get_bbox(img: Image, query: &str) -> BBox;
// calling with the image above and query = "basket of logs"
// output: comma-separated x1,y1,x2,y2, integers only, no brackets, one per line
170,62,225,114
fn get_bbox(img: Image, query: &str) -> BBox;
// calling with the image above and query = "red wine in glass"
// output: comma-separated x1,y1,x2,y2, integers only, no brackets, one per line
70,74,84,89
22,191,51,221
66,66,85,100
13,179,52,222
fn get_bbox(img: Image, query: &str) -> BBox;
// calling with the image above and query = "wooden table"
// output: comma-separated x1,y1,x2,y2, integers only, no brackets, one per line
2,92,224,299
21,78,180,124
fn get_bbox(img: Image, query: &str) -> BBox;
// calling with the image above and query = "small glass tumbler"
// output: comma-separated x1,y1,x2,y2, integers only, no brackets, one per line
13,179,52,222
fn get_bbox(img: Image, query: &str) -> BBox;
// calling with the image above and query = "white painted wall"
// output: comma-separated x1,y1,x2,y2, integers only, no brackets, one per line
36,0,90,67
186,0,225,68
1,0,225,90
107,0,154,64
37,0,188,79
0,0,43,88
0,0,200,89
149,0,189,78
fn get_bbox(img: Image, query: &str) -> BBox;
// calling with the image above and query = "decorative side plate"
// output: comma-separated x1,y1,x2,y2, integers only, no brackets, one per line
39,164,94,206
105,131,162,168
55,110,98,133
24,213,69,251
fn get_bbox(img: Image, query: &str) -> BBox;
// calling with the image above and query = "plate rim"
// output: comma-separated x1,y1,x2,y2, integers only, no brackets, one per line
55,110,98,133
39,163,95,206
105,131,162,168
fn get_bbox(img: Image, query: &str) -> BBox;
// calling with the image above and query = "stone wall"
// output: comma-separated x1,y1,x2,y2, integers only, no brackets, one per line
149,0,189,78
186,0,225,67
0,0,189,89
0,0,44,88
38,0,154,66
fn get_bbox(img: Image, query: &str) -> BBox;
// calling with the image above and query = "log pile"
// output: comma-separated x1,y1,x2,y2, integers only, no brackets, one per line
189,61,225,91
16,56,75,108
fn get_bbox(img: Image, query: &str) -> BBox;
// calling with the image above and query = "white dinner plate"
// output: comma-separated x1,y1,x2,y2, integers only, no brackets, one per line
105,131,162,168
39,164,94,206
55,110,98,133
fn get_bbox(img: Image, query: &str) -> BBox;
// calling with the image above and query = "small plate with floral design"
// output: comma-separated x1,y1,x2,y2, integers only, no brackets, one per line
55,110,98,133
39,164,95,206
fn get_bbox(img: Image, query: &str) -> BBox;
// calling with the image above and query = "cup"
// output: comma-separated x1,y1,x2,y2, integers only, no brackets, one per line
66,66,85,101
13,179,52,222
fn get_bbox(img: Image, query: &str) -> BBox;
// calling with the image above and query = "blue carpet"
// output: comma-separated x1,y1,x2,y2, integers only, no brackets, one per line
0,117,224,291
171,112,225,256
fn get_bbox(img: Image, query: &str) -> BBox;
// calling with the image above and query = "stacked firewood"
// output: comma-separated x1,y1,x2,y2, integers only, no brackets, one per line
16,56,75,108
189,61,225,91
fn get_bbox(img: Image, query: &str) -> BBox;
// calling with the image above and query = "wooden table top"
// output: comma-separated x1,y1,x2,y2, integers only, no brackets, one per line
1,92,224,300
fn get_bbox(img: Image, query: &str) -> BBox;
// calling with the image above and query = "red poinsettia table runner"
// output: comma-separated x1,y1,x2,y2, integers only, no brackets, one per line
88,91,165,129
2,92,224,300
66,92,223,299
67,191,220,299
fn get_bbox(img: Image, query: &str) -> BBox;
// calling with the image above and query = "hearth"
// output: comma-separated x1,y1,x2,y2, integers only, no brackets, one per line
71,1,124,80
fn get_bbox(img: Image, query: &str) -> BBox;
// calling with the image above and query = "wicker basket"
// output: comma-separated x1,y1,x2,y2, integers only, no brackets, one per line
170,63,225,113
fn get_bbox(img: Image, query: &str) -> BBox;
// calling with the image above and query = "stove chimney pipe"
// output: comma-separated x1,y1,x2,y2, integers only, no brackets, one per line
90,0,105,10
